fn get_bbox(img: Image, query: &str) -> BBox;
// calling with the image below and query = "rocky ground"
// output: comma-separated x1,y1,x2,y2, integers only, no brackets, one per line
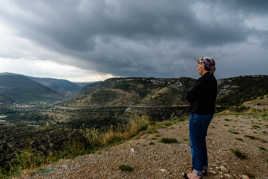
16,113,268,179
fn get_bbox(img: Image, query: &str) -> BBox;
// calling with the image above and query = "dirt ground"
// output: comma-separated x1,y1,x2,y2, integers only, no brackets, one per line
17,113,268,179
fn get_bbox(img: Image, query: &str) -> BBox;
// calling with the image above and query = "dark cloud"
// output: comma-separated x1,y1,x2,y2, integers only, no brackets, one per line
205,0,268,15
0,0,267,78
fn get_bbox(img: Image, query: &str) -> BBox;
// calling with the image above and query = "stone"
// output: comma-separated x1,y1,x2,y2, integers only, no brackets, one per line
224,174,231,178
241,175,250,179
61,165,68,170
210,170,217,175
220,165,228,172
160,168,167,172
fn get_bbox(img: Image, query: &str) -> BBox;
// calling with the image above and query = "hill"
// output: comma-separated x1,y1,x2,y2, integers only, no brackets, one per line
15,96,268,178
65,75,268,108
30,77,82,97
17,111,268,179
0,73,62,104
1,74,268,178
217,75,268,106
65,77,195,107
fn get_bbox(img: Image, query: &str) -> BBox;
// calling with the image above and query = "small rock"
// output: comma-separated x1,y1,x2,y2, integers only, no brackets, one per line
160,168,167,172
130,148,135,152
224,173,231,178
241,175,250,179
220,165,228,172
61,165,68,170
210,170,217,175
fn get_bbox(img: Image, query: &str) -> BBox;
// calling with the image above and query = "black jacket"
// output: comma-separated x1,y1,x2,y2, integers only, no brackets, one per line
186,72,217,114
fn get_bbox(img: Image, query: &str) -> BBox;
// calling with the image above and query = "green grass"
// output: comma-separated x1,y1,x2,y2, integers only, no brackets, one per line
140,124,148,131
164,122,173,127
258,146,266,151
261,112,268,121
172,116,187,122
118,165,134,172
147,129,157,134
235,138,244,142
244,135,256,140
228,130,240,135
149,142,155,145
252,125,260,129
245,173,255,178
231,149,247,159
244,135,267,143
160,138,178,144
224,118,232,121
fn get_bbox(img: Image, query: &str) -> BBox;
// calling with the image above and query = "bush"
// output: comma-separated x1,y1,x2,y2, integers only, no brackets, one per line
244,135,256,140
228,130,239,134
235,138,244,142
258,146,266,151
160,138,178,144
231,149,247,159
119,164,134,172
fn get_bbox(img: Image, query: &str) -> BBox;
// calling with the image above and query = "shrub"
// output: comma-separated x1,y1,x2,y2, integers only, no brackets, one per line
147,129,157,134
252,125,260,129
175,117,187,122
245,173,255,179
231,149,247,159
229,130,239,135
258,146,266,151
119,165,134,172
164,122,172,127
235,138,244,142
244,135,256,140
160,138,178,144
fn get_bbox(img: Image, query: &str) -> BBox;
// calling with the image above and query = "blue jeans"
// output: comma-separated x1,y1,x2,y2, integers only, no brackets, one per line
189,113,213,176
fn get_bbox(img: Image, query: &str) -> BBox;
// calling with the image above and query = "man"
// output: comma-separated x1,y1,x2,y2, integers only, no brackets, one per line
184,57,217,179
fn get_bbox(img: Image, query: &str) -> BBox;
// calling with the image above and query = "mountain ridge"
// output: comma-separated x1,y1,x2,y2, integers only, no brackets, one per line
0,73,92,104
66,75,268,108
0,73,62,104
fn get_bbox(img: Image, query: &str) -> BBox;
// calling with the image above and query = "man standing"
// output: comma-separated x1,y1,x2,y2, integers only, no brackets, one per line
184,57,217,179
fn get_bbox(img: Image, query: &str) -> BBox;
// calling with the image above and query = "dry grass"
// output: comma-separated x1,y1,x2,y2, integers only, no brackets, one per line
81,114,151,147
99,115,150,146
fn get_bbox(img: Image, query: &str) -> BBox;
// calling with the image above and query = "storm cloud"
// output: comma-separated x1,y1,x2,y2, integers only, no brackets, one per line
0,0,267,79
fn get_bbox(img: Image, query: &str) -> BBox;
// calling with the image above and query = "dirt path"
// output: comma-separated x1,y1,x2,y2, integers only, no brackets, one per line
18,114,268,179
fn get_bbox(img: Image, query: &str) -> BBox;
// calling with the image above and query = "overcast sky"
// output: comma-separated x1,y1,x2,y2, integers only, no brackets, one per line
0,0,267,82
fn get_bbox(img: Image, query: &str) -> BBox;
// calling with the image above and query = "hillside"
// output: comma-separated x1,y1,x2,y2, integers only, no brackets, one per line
1,75,268,178
65,77,195,107
18,111,268,179
30,77,82,97
0,73,62,104
217,75,268,106
242,93,268,112
65,75,268,108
